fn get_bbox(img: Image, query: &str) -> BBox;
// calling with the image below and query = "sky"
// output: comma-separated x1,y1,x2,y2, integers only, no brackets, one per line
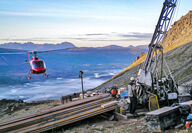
0,0,191,47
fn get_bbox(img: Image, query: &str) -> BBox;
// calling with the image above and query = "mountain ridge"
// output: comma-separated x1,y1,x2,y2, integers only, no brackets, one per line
0,42,148,52
0,42,76,51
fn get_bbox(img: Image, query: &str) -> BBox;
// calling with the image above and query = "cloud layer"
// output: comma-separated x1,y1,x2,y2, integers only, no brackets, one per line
0,32,152,46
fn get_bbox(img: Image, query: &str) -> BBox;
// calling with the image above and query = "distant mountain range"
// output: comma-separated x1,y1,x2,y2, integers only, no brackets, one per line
0,42,76,51
101,45,123,49
0,42,148,52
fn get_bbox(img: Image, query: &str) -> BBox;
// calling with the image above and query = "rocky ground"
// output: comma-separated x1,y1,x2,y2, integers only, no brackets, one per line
0,99,191,133
0,99,60,121
55,113,191,133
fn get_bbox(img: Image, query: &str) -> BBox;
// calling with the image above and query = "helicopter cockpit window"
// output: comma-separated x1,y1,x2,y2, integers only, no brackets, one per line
32,61,45,68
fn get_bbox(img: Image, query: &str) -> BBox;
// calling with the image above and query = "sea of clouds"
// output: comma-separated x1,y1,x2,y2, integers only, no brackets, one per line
0,68,123,101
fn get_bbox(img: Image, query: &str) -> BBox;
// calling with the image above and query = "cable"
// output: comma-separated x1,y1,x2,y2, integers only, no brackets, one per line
175,0,181,21
170,0,181,27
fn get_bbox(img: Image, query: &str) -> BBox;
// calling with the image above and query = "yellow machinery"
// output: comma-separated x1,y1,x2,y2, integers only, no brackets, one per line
148,94,160,111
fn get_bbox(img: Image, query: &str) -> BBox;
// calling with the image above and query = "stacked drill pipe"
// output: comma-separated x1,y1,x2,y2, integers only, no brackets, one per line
0,94,117,133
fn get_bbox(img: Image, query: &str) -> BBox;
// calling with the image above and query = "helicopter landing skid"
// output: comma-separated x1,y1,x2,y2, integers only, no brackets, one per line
27,71,32,80
43,73,48,78
27,71,48,80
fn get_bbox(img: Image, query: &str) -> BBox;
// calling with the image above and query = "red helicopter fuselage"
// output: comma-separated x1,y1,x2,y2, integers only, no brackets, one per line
29,57,46,74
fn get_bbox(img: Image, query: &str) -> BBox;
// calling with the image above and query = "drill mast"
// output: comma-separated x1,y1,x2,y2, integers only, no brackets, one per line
138,0,178,87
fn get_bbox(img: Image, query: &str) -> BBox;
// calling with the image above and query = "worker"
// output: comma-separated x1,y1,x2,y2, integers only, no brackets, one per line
110,86,118,98
128,77,138,116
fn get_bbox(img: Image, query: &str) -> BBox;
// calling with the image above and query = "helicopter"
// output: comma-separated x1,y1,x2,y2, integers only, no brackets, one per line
27,51,48,80
0,47,71,79
0,50,48,79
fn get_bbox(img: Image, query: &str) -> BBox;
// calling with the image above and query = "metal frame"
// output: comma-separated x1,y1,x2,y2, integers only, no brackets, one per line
143,0,177,74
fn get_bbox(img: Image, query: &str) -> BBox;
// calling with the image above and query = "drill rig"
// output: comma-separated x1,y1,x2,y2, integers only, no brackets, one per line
136,0,179,106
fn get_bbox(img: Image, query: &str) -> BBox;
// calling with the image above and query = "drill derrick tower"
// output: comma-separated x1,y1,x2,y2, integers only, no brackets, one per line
137,0,179,105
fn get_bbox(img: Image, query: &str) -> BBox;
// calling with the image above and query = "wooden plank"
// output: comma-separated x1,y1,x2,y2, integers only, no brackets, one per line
146,106,179,116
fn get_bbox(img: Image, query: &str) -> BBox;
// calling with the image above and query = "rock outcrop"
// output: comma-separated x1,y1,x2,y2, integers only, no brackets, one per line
163,11,192,50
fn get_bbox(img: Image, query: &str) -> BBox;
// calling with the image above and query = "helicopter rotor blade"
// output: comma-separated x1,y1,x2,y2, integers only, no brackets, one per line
28,47,71,54
1,47,72,55
0,52,26,55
